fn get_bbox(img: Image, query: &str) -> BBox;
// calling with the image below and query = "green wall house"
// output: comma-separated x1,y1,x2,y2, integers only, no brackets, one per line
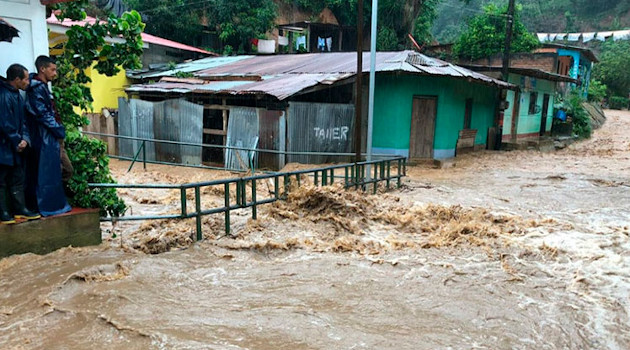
372,74,505,159
127,51,515,169
500,69,577,143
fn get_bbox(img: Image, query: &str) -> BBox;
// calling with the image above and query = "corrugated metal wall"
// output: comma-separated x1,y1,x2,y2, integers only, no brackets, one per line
176,100,203,165
258,110,285,170
118,98,202,165
287,102,355,164
118,98,156,161
225,107,259,171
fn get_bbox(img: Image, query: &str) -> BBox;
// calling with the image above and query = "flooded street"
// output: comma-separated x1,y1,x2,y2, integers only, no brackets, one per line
2,110,629,349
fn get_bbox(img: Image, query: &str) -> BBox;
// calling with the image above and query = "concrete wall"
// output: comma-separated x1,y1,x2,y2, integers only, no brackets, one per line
0,0,48,76
85,65,129,112
372,74,498,159
502,73,556,140
466,53,557,73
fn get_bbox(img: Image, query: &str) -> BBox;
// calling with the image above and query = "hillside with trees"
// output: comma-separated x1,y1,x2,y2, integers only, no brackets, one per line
433,0,630,43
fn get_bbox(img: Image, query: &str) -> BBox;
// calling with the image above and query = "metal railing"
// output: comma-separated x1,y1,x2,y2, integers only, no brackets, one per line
81,131,404,173
89,157,407,239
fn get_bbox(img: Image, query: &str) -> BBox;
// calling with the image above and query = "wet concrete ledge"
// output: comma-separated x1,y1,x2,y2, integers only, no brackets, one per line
0,208,101,258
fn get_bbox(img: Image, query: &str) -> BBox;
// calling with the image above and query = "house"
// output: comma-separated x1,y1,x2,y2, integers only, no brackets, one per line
460,65,577,145
534,43,598,98
432,43,598,98
122,51,514,170
277,21,357,53
0,0,49,75
423,43,597,146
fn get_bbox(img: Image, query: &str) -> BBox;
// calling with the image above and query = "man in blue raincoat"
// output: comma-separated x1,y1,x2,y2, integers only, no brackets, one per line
25,55,72,216
0,64,41,224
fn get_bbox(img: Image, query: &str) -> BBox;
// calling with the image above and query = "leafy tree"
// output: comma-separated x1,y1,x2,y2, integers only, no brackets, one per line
433,0,630,41
49,0,145,216
213,0,277,53
587,79,607,103
124,0,202,46
285,0,441,50
453,3,539,60
126,0,276,53
592,40,630,98
566,91,592,138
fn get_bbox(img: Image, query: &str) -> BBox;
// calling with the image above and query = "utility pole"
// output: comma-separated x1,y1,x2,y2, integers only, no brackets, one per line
501,0,516,81
366,0,378,180
355,0,364,163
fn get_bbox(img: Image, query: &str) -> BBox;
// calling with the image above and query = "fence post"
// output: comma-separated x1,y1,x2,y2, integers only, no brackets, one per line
373,161,378,194
397,158,402,188
386,160,391,190
241,179,247,207
330,169,334,185
142,140,146,170
224,183,231,236
195,186,202,241
251,179,257,220
283,174,289,198
180,187,187,218
236,180,243,207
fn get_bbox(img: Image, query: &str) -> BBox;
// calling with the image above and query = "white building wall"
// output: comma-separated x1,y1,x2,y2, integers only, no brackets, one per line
0,0,48,76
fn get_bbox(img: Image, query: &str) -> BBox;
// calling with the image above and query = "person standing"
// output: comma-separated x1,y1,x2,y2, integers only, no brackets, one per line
24,55,72,216
0,64,41,224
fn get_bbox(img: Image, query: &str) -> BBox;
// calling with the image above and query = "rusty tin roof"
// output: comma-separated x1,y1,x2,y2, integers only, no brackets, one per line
127,51,516,100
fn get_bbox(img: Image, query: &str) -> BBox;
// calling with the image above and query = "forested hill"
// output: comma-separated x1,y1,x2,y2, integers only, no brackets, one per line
433,0,630,43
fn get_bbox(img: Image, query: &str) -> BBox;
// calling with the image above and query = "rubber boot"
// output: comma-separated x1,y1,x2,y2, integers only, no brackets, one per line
0,189,15,224
11,189,41,221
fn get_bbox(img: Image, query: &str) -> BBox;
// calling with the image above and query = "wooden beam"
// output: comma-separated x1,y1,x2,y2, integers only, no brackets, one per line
203,128,227,136
222,99,228,145
204,104,230,110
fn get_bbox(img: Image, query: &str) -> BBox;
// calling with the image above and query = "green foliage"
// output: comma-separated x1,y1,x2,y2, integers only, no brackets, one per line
222,45,234,56
174,71,194,78
124,0,202,46
284,0,440,49
65,130,126,216
377,26,398,51
587,80,607,103
566,91,592,139
609,96,629,110
433,0,629,42
453,3,539,60
592,40,630,98
126,0,276,53
213,0,277,53
49,0,145,216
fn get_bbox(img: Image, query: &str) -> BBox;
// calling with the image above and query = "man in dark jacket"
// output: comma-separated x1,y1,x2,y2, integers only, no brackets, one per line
25,55,71,216
0,64,41,224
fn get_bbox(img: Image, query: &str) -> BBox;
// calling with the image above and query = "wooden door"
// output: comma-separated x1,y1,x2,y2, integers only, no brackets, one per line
540,94,550,136
510,91,520,143
409,97,437,159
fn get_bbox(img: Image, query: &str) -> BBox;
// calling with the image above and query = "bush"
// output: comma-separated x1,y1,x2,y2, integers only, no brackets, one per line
587,80,607,103
567,92,592,139
609,96,629,110
65,131,127,217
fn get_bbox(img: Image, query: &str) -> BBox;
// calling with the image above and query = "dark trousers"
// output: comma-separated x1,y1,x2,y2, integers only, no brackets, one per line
60,140,73,183
0,163,25,212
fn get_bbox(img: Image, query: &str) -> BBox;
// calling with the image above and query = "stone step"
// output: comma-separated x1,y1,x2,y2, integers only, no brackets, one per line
0,208,101,258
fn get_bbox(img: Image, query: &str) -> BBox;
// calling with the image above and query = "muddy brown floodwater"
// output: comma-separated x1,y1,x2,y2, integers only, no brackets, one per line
2,110,630,349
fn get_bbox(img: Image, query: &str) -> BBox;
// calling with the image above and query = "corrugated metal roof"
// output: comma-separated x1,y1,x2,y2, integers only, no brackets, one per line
460,64,579,84
127,51,516,100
